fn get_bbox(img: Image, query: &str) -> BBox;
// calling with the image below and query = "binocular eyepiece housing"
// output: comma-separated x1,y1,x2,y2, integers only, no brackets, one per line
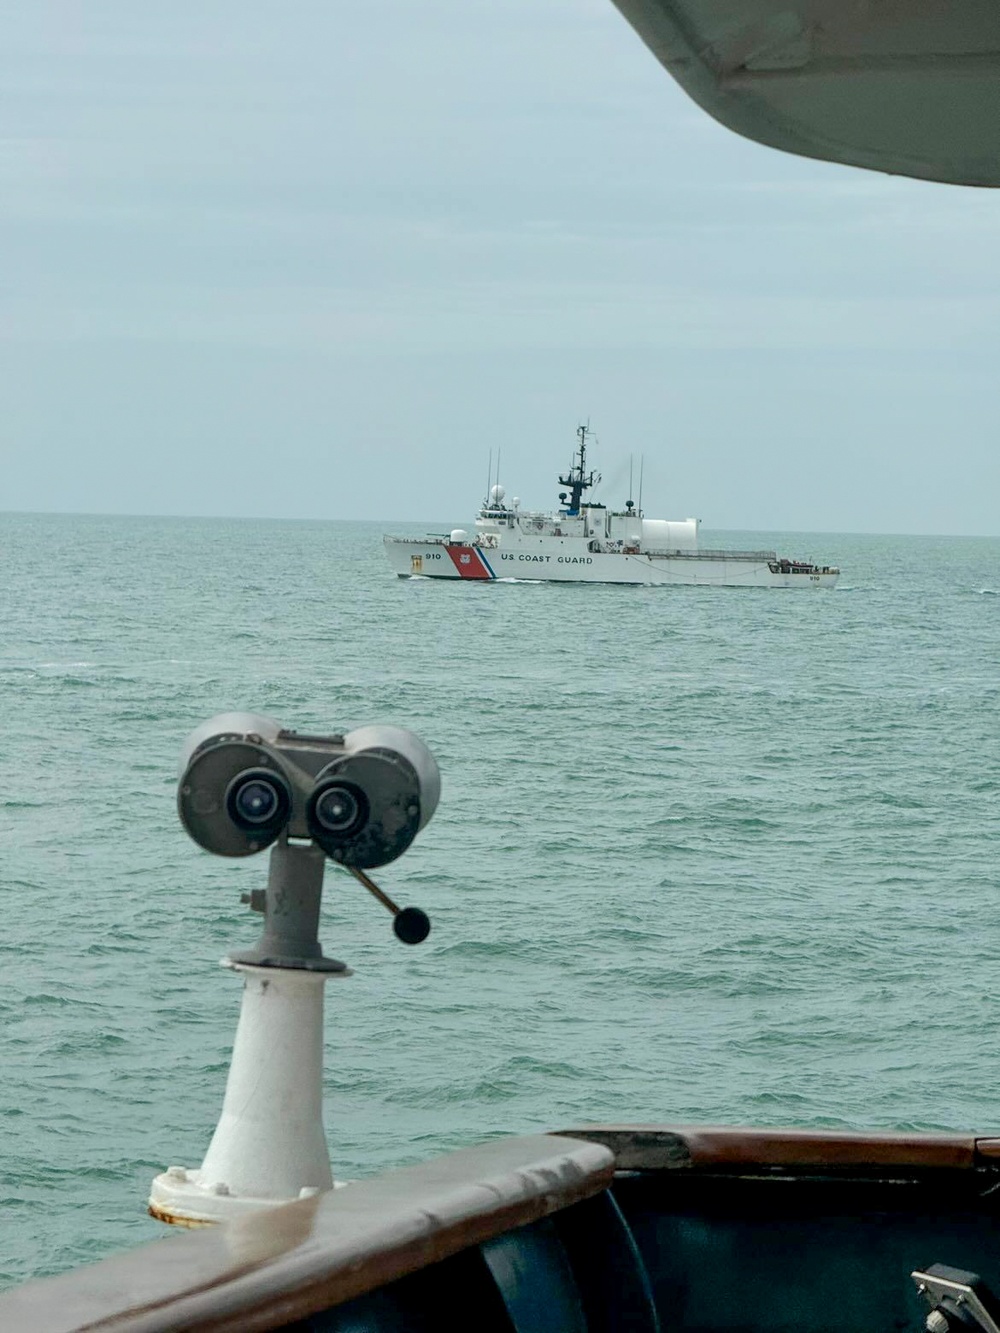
178,713,440,870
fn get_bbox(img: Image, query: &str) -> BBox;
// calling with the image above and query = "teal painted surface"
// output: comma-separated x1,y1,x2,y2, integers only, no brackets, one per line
1,514,998,1287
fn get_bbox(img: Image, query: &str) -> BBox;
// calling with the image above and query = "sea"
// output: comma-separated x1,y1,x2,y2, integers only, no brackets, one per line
2,512,1000,1290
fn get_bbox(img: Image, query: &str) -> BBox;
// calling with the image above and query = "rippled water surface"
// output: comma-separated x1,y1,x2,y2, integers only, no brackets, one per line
2,513,999,1288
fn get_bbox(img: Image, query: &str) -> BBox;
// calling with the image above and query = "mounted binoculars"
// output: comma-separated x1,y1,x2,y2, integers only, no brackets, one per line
178,712,440,871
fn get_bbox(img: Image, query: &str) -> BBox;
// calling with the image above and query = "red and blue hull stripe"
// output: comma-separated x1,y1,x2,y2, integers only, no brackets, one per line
445,545,496,579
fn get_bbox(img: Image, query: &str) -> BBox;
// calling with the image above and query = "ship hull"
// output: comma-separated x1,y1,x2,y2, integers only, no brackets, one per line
383,538,839,589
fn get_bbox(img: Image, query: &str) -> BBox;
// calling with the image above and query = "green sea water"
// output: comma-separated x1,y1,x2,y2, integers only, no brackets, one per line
2,512,999,1289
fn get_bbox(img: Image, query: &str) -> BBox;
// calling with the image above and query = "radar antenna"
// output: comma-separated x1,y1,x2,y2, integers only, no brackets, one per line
558,423,601,515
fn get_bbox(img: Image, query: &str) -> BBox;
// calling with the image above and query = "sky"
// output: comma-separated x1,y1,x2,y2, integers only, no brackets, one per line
2,0,1000,535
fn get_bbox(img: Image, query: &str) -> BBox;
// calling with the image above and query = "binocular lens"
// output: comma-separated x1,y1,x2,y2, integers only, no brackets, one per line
312,782,368,836
234,780,281,824
225,769,291,833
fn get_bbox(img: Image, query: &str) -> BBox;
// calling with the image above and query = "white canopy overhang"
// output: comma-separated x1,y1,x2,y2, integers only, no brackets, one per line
611,0,1000,186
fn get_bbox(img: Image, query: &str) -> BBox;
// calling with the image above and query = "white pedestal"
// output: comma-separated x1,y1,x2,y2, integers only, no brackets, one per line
149,961,349,1226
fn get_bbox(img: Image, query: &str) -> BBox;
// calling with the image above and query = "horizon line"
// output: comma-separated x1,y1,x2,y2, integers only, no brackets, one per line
0,508,996,541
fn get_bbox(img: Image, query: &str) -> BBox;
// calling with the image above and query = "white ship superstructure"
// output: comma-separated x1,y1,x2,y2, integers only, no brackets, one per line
384,427,839,589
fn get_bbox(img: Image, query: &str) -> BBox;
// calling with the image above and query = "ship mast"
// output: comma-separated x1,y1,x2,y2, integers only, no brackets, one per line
558,423,601,515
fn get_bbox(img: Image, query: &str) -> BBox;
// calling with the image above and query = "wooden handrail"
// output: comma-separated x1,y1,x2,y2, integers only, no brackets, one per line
558,1124,982,1172
0,1134,614,1333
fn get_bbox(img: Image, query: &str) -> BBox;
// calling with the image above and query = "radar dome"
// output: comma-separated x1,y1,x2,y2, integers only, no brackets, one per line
450,529,469,544
490,484,506,503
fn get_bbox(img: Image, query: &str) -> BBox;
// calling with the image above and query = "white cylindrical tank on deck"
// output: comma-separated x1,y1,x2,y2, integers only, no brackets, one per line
641,518,699,552
450,528,469,544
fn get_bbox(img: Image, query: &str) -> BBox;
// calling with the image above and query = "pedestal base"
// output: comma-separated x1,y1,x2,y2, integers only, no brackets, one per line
148,1168,326,1227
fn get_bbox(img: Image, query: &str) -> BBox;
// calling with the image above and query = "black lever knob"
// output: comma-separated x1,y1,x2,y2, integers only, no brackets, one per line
393,907,431,944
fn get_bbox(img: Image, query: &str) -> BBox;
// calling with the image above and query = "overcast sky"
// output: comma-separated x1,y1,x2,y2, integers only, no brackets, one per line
3,0,999,534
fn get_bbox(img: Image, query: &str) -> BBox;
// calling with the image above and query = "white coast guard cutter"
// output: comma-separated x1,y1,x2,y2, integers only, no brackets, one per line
384,427,838,588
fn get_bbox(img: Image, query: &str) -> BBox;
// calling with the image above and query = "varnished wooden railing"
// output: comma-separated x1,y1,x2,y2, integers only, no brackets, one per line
0,1134,614,1333
559,1124,987,1173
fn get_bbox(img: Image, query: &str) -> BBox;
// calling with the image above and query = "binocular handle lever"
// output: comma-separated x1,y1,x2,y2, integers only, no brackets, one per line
347,867,432,945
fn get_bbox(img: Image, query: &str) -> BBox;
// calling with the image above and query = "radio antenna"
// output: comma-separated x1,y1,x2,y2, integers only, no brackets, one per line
638,455,644,515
